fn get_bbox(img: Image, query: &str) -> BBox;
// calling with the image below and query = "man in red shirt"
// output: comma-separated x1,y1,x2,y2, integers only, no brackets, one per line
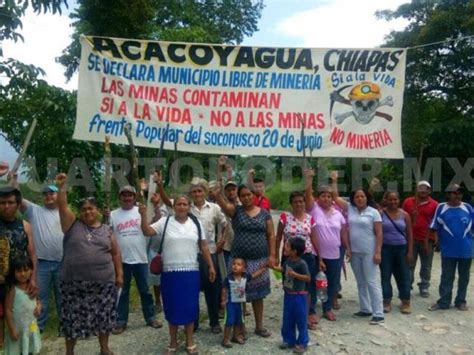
247,169,271,211
402,180,439,297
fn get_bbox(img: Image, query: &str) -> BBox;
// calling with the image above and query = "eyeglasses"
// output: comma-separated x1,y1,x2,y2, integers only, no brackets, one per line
78,197,97,206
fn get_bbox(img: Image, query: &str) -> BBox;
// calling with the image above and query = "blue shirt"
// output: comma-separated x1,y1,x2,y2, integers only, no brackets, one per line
430,202,473,258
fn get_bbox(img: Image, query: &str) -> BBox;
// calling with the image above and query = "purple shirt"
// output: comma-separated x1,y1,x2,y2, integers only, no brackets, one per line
309,203,346,259
381,211,407,246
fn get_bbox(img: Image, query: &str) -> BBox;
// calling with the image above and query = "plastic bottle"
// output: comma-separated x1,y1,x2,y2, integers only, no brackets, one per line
316,271,328,302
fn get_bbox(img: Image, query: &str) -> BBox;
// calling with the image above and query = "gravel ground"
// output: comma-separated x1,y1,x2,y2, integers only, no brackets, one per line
41,213,474,355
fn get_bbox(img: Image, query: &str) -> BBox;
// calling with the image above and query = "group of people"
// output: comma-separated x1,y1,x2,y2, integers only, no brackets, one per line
0,159,472,354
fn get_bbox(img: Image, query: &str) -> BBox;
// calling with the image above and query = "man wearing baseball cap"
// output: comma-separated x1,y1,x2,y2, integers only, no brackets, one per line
10,175,62,332
111,185,161,334
429,184,473,311
402,180,438,297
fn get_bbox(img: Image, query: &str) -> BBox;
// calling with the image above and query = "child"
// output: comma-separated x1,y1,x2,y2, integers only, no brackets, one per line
274,238,310,353
220,257,266,348
4,256,42,354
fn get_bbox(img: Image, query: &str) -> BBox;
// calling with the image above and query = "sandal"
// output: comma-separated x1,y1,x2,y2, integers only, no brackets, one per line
231,334,245,344
254,328,271,338
323,310,336,321
163,347,177,355
186,344,199,355
307,323,317,330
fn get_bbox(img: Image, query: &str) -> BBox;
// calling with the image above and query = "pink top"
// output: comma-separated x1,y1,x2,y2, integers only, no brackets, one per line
309,203,346,260
280,212,315,255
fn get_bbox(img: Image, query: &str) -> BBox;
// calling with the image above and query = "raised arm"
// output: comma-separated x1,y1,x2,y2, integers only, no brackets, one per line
209,183,236,217
247,168,255,192
330,170,348,211
304,168,315,211
139,204,158,237
154,171,172,208
55,173,76,233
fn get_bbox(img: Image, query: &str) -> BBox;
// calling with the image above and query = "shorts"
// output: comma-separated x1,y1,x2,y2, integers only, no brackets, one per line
224,302,244,326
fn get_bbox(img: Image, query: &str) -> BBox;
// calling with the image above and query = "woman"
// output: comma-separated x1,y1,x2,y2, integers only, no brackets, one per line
55,173,123,355
306,185,349,321
276,191,318,329
140,195,216,355
212,184,276,338
380,191,413,314
331,171,384,325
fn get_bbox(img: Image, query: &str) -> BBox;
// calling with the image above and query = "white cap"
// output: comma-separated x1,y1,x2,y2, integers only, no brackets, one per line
417,180,431,189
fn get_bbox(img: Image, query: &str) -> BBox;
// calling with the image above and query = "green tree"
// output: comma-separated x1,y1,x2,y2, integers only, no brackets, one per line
378,0,474,162
58,0,264,80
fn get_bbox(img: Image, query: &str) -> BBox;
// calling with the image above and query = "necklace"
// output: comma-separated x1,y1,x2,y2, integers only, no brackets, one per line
85,225,99,241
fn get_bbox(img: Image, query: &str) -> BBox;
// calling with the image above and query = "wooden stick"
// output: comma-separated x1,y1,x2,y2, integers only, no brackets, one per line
10,117,38,177
123,123,144,204
103,136,112,224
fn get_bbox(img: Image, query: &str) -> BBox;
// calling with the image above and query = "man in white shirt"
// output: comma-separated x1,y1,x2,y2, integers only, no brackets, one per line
111,186,162,334
189,178,228,334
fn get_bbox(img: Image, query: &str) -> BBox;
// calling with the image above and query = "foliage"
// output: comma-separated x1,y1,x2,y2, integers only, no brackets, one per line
58,0,264,80
377,0,474,161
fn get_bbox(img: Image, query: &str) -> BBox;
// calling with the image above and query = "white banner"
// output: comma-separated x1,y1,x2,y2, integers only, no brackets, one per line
74,36,406,158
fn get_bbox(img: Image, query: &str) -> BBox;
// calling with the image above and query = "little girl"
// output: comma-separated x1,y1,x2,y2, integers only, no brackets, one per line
220,257,266,348
4,256,42,355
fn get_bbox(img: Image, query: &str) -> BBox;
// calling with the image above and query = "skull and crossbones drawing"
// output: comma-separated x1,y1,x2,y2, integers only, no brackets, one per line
331,82,394,125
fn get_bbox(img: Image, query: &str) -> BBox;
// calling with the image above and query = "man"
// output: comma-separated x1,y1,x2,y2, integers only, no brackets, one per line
429,184,473,311
111,185,161,334
402,180,438,297
247,169,271,211
218,180,239,267
0,186,38,344
19,183,63,332
188,178,227,334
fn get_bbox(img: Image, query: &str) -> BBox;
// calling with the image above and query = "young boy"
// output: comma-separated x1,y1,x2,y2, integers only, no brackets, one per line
274,238,310,353
220,257,266,348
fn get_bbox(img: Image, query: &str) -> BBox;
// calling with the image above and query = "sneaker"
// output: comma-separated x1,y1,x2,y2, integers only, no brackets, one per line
353,311,372,318
369,317,385,325
420,289,430,298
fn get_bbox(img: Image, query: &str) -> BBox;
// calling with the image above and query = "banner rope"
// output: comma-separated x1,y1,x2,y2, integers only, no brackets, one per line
406,35,473,50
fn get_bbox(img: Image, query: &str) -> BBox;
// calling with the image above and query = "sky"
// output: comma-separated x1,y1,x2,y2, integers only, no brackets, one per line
1,0,409,174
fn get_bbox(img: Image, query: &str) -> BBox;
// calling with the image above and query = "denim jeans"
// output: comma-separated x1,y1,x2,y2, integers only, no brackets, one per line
437,257,472,308
116,263,156,326
36,259,62,331
350,253,384,318
315,258,341,312
380,244,411,300
410,240,434,291
196,253,221,328
281,254,316,315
